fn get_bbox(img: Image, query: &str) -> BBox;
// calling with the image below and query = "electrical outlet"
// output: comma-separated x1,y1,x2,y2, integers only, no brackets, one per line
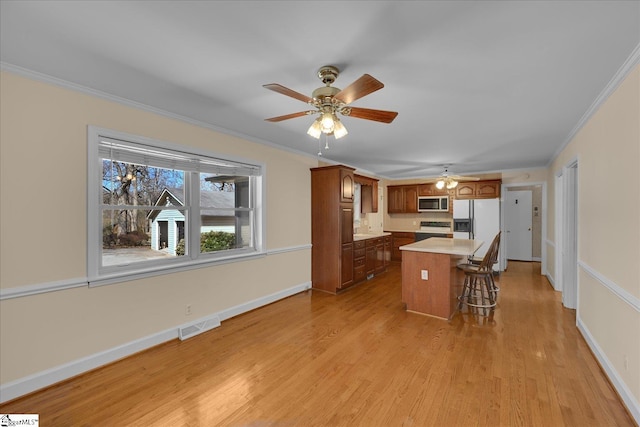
624,355,628,371
185,304,192,316
421,270,429,280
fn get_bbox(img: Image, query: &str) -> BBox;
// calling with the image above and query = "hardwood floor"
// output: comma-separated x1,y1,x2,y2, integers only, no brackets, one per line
1,262,635,426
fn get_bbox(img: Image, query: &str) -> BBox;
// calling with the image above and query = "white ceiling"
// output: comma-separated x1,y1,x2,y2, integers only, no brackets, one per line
2,1,639,179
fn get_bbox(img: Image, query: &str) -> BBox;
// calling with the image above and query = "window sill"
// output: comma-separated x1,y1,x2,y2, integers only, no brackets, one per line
89,250,267,288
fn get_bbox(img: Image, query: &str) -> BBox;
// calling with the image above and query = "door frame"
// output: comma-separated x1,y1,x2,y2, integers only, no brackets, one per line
500,180,547,274
556,158,579,310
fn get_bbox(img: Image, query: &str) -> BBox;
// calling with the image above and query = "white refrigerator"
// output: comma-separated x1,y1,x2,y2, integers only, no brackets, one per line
453,198,501,271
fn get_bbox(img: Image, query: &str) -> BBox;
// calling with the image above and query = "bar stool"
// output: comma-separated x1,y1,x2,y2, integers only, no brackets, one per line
468,232,501,295
457,232,501,315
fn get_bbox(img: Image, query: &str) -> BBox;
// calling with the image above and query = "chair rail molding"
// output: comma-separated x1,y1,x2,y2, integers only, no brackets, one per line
578,260,640,312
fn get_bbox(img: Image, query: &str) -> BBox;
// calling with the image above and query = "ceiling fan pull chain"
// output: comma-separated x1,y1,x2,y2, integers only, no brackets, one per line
324,134,330,151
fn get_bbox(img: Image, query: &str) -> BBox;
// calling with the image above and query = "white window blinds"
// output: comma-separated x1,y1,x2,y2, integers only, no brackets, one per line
98,137,261,176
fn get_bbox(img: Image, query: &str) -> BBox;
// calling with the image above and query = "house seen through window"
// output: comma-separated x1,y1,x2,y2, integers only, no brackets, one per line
89,128,264,285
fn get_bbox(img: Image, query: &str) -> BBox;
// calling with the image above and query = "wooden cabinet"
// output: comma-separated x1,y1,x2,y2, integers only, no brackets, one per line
455,183,475,199
365,237,385,275
388,180,501,212
341,243,354,288
374,238,385,273
341,168,355,203
341,206,353,244
455,180,501,199
387,186,404,213
387,185,418,213
365,243,376,276
353,235,391,285
476,181,501,198
355,174,379,213
311,165,356,293
354,240,366,283
405,186,418,213
383,236,392,267
389,231,415,261
340,206,354,289
418,183,449,196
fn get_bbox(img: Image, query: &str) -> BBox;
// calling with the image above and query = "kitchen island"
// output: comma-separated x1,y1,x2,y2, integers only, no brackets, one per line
400,238,483,319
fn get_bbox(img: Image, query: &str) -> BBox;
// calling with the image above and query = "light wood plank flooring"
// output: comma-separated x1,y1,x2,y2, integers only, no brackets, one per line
1,261,635,426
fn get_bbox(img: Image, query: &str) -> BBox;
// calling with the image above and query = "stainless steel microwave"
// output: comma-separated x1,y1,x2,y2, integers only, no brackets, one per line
417,196,449,212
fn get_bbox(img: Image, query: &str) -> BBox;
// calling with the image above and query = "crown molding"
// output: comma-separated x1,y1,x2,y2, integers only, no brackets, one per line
0,62,323,165
548,43,640,166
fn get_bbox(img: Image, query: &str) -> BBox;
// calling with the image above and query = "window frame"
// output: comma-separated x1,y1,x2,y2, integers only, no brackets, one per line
87,126,266,287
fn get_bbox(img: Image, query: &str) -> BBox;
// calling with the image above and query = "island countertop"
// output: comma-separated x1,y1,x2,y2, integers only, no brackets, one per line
400,237,483,256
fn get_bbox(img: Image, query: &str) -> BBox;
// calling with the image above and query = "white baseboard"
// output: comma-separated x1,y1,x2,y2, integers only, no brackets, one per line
577,317,640,425
546,273,556,290
0,281,311,403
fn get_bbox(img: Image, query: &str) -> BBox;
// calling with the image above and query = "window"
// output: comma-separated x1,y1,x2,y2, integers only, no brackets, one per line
88,127,264,286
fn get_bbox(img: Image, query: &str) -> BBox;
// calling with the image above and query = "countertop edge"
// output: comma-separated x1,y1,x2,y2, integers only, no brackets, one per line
353,232,392,242
399,238,483,256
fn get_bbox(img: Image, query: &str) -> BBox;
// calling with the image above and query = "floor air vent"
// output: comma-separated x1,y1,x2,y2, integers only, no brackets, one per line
178,315,221,341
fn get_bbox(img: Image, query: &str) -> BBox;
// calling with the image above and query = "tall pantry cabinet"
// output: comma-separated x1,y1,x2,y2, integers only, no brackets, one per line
311,165,355,293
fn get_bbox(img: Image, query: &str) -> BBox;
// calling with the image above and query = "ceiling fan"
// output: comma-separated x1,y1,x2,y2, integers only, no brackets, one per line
263,65,398,140
425,166,481,190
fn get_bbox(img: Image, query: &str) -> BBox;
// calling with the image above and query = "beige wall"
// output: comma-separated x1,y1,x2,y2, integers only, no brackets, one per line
547,65,640,407
0,72,315,384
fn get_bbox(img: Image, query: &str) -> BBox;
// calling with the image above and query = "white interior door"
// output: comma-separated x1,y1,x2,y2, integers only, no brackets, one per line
505,190,532,261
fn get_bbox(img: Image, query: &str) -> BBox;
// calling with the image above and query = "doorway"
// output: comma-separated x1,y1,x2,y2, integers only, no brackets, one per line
158,221,168,249
500,181,547,274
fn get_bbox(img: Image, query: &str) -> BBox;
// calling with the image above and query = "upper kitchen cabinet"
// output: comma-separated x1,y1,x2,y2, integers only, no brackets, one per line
418,183,449,196
340,168,355,203
455,180,501,199
311,165,356,294
355,174,379,213
387,185,418,213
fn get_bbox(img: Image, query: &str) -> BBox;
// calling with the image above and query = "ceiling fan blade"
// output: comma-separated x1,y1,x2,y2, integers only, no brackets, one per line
265,110,317,122
334,74,384,105
263,83,313,104
344,107,398,123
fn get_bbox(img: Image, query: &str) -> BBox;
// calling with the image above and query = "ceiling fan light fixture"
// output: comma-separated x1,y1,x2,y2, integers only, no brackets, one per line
320,112,335,133
446,179,458,189
436,180,445,190
333,119,348,139
307,119,322,139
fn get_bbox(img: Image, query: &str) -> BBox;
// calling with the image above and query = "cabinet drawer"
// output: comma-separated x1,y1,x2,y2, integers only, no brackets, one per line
389,231,414,239
366,237,383,246
354,240,366,249
354,257,366,267
354,248,366,258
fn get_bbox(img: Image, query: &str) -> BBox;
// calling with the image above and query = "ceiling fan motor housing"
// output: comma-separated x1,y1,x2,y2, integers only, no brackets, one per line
317,65,339,85
312,86,341,104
